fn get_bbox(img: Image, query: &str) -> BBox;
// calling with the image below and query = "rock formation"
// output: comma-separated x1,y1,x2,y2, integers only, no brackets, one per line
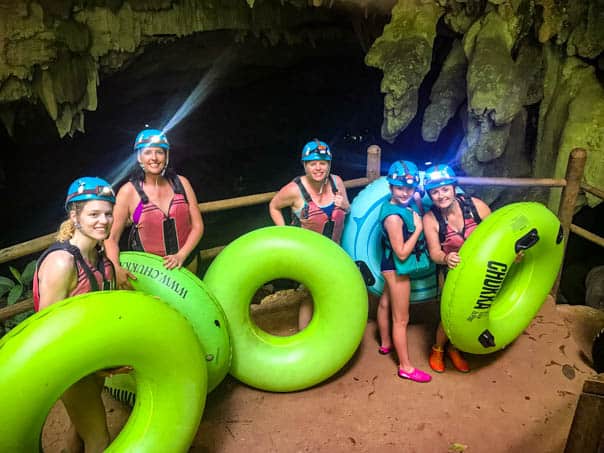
0,0,602,208
365,0,603,207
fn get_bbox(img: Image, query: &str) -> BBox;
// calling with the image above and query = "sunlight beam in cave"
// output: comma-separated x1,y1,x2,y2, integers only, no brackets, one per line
162,47,236,134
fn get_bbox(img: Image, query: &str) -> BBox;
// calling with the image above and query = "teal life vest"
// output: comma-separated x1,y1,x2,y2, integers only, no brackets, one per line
379,200,434,277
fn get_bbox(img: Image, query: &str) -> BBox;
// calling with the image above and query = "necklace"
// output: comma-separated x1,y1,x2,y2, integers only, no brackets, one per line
305,177,328,198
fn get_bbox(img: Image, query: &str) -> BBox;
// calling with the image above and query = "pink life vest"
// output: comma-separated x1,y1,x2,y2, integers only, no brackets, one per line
441,217,479,254
128,175,193,258
431,194,481,254
291,175,346,244
33,242,115,312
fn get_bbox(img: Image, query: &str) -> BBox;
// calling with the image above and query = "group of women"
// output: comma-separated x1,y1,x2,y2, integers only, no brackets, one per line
32,130,486,450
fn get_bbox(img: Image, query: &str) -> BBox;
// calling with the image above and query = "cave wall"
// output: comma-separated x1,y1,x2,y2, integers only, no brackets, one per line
1,0,603,211
364,0,603,208
0,0,338,137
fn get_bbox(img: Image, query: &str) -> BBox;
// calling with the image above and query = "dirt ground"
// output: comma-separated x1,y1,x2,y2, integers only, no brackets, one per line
42,294,595,453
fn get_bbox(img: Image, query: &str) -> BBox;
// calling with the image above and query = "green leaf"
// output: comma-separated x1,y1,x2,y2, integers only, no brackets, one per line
0,276,15,288
21,260,36,286
0,277,15,297
9,266,23,285
0,286,11,298
7,285,23,305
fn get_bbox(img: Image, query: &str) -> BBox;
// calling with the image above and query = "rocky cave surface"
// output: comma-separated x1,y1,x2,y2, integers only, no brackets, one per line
0,0,602,303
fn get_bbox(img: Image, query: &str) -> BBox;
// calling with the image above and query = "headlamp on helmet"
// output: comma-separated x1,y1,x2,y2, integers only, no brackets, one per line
65,177,115,210
387,160,419,188
134,128,170,153
423,164,457,192
301,139,332,162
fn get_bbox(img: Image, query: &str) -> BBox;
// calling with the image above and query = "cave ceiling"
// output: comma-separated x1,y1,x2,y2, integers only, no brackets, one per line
0,0,603,244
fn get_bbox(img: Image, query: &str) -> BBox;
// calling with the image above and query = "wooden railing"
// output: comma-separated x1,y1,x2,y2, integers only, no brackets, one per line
0,146,380,320
1,147,602,322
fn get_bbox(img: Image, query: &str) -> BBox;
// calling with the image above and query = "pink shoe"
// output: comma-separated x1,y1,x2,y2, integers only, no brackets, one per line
378,346,392,355
398,367,432,383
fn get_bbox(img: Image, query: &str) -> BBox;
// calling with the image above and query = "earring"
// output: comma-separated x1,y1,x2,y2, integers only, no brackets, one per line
74,221,81,230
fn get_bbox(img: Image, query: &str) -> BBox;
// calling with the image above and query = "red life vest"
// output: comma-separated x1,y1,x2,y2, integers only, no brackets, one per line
431,194,481,254
128,174,193,258
440,217,479,254
291,175,347,244
33,242,115,312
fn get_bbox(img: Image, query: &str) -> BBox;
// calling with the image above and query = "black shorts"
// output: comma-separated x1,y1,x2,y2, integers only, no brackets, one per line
380,252,395,272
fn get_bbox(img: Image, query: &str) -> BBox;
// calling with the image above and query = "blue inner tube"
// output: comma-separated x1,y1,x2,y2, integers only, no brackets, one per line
341,177,438,301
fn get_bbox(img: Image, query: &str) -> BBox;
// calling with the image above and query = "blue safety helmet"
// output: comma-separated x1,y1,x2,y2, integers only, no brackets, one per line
424,164,457,191
301,139,332,162
133,128,170,153
387,160,420,187
65,176,115,210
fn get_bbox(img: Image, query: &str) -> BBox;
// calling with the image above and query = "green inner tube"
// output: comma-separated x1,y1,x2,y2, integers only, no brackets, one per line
441,202,564,354
109,252,231,394
204,226,368,392
0,291,207,452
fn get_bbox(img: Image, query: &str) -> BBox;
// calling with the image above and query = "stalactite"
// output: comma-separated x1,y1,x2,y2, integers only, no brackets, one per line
365,0,443,143
422,39,467,143
0,0,333,138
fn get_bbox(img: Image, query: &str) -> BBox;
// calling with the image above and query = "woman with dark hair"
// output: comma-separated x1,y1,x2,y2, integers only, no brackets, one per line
422,164,491,373
105,128,204,289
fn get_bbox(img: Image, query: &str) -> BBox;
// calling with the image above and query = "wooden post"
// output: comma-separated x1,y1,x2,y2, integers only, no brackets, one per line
552,148,587,296
564,373,604,453
366,145,381,181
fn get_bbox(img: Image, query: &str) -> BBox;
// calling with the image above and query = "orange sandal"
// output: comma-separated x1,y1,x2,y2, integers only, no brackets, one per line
447,347,470,373
429,346,445,373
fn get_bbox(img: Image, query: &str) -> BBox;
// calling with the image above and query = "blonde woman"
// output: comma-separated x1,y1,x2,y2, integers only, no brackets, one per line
33,176,116,452
269,139,350,329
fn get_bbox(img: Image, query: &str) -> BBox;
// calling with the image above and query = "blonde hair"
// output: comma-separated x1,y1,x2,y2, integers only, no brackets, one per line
55,202,85,242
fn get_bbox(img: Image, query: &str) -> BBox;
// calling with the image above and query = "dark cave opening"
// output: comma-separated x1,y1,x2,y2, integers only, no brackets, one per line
0,27,463,249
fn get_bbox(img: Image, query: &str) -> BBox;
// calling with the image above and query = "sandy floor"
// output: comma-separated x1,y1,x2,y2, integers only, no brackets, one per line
42,295,593,453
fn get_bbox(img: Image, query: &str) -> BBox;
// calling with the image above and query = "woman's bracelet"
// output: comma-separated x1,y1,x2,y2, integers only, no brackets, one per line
443,252,449,265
